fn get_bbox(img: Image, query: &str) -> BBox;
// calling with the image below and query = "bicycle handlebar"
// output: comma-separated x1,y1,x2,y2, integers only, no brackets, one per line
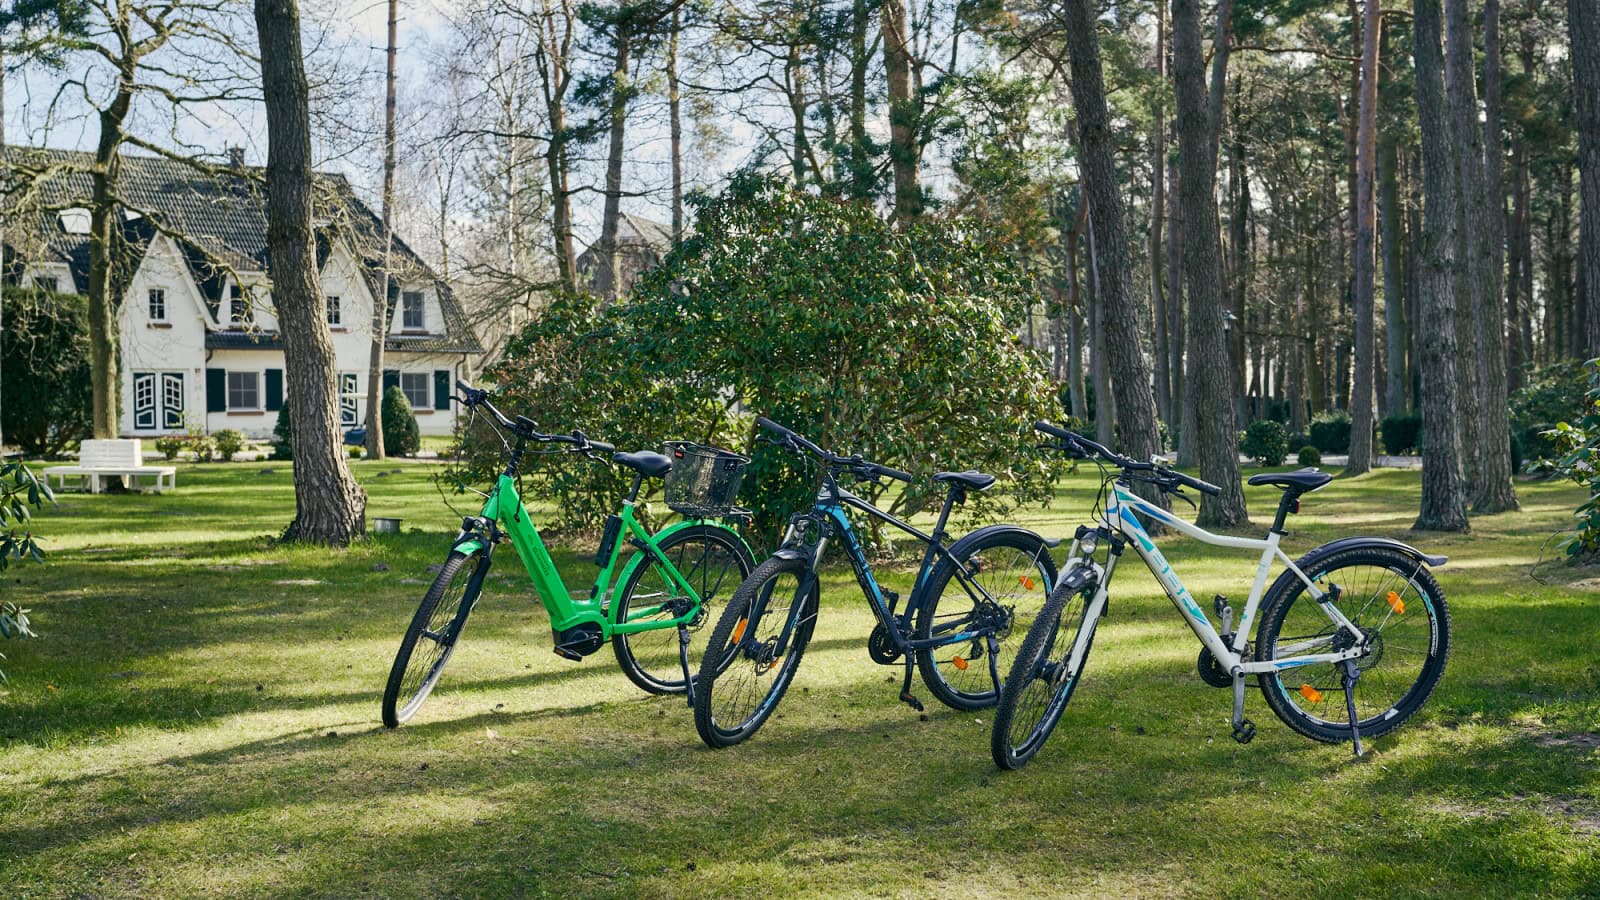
1033,420,1222,497
455,379,615,455
756,416,914,484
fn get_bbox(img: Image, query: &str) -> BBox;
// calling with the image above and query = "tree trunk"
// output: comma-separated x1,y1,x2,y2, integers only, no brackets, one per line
1151,1,1171,428
1380,97,1407,417
1411,0,1470,532
1169,151,1189,462
1063,0,1168,512
881,0,921,226
365,0,401,460
1346,0,1381,475
1173,0,1247,526
1087,215,1114,447
87,72,137,439
848,0,871,200
595,16,633,300
668,3,683,242
1574,0,1600,357
1444,0,1517,512
1484,0,1508,369
538,0,577,290
256,0,368,545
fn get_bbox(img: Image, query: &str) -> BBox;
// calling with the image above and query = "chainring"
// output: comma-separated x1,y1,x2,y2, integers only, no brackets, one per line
867,623,902,664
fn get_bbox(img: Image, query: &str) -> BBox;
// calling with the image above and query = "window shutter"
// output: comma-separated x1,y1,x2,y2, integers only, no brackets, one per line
206,368,227,413
265,369,284,411
382,369,399,393
433,370,451,410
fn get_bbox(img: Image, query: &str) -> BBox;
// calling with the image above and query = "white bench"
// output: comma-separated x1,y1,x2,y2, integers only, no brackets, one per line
46,439,177,494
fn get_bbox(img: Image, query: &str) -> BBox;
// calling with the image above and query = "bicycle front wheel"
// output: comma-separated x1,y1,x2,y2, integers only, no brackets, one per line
990,566,1098,770
693,556,818,748
382,548,487,728
612,524,755,695
914,528,1058,710
1255,547,1450,744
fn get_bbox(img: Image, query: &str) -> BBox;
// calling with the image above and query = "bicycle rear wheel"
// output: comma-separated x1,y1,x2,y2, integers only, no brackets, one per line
1255,547,1450,744
382,549,487,727
612,524,754,694
693,556,818,748
914,528,1058,710
990,566,1098,770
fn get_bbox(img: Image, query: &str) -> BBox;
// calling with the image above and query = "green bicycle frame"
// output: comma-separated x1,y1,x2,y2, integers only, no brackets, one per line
453,473,749,640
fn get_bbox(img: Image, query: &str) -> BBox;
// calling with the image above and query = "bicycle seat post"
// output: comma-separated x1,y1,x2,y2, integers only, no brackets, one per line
931,485,963,543
625,471,644,504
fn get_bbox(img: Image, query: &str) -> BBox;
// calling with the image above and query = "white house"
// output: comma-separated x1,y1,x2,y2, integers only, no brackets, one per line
3,147,482,439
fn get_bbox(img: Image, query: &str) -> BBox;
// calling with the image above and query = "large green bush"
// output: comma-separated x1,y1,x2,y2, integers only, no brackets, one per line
1512,361,1588,463
1241,419,1289,466
0,287,92,457
469,175,1061,543
212,429,245,462
1380,413,1422,455
1308,411,1352,454
1545,359,1600,561
382,386,421,457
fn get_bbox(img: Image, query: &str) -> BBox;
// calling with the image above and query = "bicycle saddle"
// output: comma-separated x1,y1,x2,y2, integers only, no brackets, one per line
933,470,996,492
1247,468,1332,494
612,450,673,478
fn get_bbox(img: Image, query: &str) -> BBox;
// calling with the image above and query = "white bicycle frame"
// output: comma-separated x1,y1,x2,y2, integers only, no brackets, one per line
1057,482,1366,687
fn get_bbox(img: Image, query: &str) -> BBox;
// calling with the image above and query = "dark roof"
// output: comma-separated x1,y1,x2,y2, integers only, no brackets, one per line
2,146,480,354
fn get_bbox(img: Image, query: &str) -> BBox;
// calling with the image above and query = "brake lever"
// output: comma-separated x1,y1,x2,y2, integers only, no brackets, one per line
1169,486,1197,509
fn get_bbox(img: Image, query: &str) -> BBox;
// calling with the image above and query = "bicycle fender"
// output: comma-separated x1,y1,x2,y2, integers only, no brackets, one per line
614,519,757,588
772,547,811,563
452,536,488,558
1294,536,1447,570
910,524,1051,606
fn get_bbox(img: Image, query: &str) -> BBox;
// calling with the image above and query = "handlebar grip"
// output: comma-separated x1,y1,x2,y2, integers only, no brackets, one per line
756,416,789,436
456,378,474,395
589,439,616,454
1034,420,1073,440
876,465,914,483
1174,470,1223,496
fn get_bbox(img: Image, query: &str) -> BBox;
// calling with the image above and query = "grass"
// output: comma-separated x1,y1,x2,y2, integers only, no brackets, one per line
1,459,1597,897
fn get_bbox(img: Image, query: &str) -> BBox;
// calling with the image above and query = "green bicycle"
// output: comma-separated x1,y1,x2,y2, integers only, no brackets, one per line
381,380,756,727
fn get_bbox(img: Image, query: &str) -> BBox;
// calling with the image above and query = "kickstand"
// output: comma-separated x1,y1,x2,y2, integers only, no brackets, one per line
677,625,696,708
898,655,924,712
1341,659,1364,757
985,634,1003,695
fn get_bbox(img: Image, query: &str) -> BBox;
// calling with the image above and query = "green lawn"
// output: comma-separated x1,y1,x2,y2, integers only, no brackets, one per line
1,461,1596,897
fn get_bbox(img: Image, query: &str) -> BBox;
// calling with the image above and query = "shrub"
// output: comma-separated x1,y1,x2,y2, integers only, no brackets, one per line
1544,360,1600,561
271,406,294,460
382,385,421,457
468,175,1061,542
188,426,215,463
0,287,92,457
153,436,186,461
1309,411,1352,454
1241,419,1289,466
349,446,363,459
213,429,245,462
1380,413,1422,455
1298,445,1322,467
1512,360,1588,462
0,459,52,683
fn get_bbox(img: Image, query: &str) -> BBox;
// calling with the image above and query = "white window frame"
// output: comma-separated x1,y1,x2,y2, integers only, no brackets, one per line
227,370,261,411
148,288,167,321
339,372,359,426
132,371,185,430
399,372,430,410
327,295,342,327
401,291,425,330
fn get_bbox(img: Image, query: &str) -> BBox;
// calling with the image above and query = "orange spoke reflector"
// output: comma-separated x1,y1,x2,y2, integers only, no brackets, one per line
1299,683,1324,703
731,618,748,644
1385,591,1406,615
952,656,970,671
1019,575,1036,591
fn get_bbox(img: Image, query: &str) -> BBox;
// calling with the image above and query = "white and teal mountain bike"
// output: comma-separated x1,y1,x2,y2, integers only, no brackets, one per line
991,422,1451,770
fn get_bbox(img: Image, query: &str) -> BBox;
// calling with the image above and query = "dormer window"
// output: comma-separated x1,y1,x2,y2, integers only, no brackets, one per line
58,208,91,235
401,291,425,331
149,288,167,321
33,275,60,293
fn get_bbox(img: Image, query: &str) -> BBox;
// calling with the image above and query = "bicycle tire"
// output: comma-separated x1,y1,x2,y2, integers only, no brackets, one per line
612,524,755,694
1255,546,1450,744
692,555,818,748
914,528,1058,710
989,566,1098,770
382,549,487,728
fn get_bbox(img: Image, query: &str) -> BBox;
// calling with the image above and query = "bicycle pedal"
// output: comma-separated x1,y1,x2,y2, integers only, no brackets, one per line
899,691,925,713
1231,719,1257,745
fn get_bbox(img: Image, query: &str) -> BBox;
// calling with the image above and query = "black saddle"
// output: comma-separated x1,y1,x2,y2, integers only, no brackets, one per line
612,450,672,478
933,470,996,492
1247,468,1333,494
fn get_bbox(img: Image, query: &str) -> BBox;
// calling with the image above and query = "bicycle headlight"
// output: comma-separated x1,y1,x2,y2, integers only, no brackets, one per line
1079,529,1099,556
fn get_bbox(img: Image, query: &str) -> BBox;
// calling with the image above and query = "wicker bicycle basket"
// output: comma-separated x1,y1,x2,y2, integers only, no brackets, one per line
662,442,749,517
